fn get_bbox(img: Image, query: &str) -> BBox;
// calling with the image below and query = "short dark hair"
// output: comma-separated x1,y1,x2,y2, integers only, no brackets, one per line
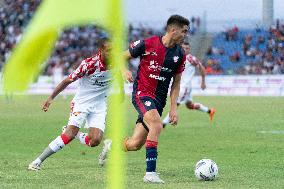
166,15,190,30
183,41,190,46
97,36,109,49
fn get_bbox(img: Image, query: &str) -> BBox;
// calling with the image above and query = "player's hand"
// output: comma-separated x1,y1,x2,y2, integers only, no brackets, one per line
42,98,52,112
124,70,134,83
201,82,206,90
169,109,178,126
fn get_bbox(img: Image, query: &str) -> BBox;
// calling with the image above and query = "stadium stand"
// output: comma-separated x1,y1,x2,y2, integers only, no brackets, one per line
204,25,284,75
0,0,169,76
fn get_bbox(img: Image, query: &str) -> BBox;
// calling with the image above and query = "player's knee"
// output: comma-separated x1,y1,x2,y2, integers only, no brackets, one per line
89,137,101,147
64,126,79,139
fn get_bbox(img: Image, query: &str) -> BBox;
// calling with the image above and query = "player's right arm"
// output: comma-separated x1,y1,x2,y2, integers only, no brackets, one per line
42,77,73,112
123,40,146,82
42,60,88,112
123,50,134,82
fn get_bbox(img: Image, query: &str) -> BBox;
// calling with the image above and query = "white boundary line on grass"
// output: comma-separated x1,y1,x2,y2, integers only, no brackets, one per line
257,130,284,134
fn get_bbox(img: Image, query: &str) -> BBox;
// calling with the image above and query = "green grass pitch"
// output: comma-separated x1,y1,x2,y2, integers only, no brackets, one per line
0,95,284,189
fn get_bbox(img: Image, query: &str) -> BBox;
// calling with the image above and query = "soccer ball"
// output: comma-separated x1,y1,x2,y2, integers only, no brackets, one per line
194,159,218,181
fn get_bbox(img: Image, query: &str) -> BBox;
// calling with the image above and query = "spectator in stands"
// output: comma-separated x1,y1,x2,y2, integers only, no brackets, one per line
230,52,240,62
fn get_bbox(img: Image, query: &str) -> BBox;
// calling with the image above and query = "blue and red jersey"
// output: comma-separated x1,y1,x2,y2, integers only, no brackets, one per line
129,36,186,106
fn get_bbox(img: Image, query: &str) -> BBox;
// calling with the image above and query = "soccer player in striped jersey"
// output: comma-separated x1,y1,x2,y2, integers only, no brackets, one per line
28,37,113,171
162,42,215,127
123,15,190,184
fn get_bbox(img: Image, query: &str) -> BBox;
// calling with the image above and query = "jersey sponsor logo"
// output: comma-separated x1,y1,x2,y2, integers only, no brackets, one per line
143,51,157,56
144,101,151,107
92,79,111,87
173,56,179,63
148,60,159,71
148,60,172,73
149,74,166,81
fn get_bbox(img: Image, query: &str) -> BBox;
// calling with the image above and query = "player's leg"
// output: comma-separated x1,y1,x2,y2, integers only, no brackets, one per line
74,99,107,147
28,110,87,171
185,91,216,122
123,120,148,151
28,125,79,171
130,96,164,183
84,101,112,166
142,108,165,183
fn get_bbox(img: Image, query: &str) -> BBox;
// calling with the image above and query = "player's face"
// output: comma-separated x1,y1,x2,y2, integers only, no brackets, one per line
101,42,111,58
182,44,190,55
172,25,189,44
101,42,111,65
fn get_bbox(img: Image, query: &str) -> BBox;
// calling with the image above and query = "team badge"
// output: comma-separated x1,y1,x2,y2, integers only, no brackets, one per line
173,56,179,63
144,101,151,107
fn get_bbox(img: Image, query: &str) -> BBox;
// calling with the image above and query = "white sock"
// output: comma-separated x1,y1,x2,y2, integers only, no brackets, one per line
162,113,170,125
77,132,90,146
48,136,66,152
195,103,209,113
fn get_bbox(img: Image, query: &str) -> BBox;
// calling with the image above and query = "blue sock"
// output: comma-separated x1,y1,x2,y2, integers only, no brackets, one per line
146,147,157,172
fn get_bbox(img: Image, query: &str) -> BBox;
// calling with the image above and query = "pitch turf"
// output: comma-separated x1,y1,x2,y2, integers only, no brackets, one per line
0,95,284,189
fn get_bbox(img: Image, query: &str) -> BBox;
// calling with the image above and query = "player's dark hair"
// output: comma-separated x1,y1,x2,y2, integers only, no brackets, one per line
97,36,109,49
183,41,190,46
166,15,190,30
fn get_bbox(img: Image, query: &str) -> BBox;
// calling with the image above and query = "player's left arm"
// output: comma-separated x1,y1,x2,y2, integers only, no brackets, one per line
169,73,182,126
197,62,206,90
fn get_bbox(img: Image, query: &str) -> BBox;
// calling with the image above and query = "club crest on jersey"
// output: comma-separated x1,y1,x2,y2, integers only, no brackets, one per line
144,101,151,107
130,40,141,48
173,56,179,63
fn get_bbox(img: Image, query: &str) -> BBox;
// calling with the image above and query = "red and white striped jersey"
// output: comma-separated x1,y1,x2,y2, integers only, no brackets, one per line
68,52,112,112
180,54,201,88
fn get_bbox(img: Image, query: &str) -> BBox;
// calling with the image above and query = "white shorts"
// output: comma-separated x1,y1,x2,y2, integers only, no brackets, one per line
67,100,107,132
177,86,193,104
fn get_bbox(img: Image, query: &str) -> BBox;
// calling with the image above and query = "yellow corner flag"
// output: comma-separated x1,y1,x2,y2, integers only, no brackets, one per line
3,0,125,188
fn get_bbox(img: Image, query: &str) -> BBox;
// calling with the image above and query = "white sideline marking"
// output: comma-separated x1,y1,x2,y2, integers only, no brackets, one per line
257,130,284,134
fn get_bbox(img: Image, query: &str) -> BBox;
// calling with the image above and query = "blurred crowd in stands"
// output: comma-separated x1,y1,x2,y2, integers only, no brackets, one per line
1,0,282,77
205,21,284,75
0,0,169,76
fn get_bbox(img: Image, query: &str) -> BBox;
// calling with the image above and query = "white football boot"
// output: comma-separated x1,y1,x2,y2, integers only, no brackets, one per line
98,139,112,166
143,172,165,184
28,162,41,171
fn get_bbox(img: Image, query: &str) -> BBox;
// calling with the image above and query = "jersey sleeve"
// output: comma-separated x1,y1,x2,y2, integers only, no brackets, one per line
129,39,145,58
175,54,186,75
68,60,88,81
188,54,201,67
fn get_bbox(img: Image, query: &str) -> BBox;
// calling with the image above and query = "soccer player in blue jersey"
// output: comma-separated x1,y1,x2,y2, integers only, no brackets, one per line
123,15,190,183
